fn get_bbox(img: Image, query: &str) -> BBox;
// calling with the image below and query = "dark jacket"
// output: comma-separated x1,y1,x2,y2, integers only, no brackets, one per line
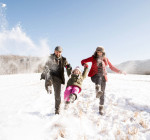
81,56,121,81
42,53,71,84
66,67,88,89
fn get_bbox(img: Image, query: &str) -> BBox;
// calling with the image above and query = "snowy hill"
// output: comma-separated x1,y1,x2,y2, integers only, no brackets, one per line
0,55,45,75
0,73,150,140
115,59,150,75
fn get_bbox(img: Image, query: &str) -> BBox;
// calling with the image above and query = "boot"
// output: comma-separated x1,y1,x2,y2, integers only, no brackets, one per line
95,84,103,98
69,94,77,103
99,105,104,115
55,109,60,115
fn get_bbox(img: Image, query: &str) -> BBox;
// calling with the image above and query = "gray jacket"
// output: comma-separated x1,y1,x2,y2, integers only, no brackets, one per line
41,53,72,84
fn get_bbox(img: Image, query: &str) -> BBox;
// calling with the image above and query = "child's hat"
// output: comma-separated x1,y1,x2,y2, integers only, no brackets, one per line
73,66,82,73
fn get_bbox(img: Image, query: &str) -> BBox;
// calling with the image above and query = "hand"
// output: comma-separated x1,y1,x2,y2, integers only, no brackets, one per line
122,71,126,75
40,73,45,80
66,64,72,70
83,63,88,68
120,71,126,75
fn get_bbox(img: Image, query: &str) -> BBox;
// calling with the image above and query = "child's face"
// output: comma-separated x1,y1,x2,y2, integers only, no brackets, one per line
73,69,80,75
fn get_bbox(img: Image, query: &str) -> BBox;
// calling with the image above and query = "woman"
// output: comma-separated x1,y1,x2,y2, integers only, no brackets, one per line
81,46,125,115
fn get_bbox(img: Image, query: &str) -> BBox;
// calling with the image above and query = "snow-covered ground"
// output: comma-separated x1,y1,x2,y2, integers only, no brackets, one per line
0,73,150,140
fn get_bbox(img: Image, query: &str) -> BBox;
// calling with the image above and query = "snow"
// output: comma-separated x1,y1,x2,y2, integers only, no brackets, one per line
0,73,150,140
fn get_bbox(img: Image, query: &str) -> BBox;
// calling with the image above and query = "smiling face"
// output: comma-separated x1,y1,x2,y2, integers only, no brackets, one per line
54,50,62,58
73,69,80,75
97,51,103,57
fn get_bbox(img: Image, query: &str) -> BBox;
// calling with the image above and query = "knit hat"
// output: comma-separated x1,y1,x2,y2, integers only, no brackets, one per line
96,46,105,53
73,66,82,74
55,46,63,52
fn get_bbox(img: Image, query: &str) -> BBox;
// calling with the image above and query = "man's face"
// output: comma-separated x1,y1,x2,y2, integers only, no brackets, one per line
54,50,62,58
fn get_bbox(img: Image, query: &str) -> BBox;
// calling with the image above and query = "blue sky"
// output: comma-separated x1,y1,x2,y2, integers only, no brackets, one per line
0,0,150,68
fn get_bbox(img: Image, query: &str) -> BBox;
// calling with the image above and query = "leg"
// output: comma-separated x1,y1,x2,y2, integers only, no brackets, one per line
69,86,80,103
99,76,106,115
52,76,62,114
64,86,73,102
100,76,106,105
45,71,53,94
45,79,53,94
91,75,103,98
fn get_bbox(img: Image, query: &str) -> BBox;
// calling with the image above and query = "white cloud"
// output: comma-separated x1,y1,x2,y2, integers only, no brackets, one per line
2,3,6,8
0,3,50,57
0,25,50,57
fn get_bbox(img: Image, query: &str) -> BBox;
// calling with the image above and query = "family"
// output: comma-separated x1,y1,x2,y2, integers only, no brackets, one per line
41,46,125,115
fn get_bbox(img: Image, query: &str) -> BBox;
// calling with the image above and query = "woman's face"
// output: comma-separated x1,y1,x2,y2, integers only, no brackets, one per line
97,51,103,57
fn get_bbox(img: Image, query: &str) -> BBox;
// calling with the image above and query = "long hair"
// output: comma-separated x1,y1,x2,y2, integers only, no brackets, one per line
93,51,105,59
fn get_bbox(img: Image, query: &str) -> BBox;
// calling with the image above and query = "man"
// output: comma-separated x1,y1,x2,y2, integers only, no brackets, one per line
41,46,72,114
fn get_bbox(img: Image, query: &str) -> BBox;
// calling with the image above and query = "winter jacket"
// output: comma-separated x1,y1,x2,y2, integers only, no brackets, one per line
42,54,72,84
66,67,88,89
81,55,121,81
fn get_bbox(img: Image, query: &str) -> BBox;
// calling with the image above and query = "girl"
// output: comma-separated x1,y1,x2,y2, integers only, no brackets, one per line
64,65,88,109
81,46,125,115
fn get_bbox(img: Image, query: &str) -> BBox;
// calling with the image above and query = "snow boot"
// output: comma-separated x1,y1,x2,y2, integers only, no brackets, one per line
69,93,77,103
55,109,60,115
99,105,104,115
95,84,103,98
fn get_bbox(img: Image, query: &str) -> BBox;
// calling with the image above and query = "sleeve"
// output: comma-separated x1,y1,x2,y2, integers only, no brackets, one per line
82,67,89,79
81,56,93,65
63,57,72,76
40,61,49,80
107,58,121,73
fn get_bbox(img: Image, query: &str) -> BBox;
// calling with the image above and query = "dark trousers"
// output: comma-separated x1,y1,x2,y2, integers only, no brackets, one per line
52,76,62,111
91,74,106,105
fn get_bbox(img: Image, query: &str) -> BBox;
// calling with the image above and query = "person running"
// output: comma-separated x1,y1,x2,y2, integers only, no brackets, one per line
81,46,125,115
41,46,72,114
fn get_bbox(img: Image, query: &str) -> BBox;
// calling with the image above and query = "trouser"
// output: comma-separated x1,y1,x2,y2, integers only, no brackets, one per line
52,76,62,111
91,74,106,105
64,86,80,102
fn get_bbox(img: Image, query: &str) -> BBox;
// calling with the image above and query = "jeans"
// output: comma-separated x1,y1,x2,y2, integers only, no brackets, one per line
91,74,106,105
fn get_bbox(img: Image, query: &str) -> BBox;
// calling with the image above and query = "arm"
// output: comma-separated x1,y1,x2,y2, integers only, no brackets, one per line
107,58,122,73
81,56,93,65
82,67,88,79
63,58,72,76
65,64,72,76
82,63,89,79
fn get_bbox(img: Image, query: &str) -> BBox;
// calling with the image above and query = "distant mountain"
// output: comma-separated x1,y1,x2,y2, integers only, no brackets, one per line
0,55,46,75
109,59,150,75
1,55,150,75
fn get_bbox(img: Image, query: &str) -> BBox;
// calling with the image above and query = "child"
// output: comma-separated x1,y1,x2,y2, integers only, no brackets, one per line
64,64,88,109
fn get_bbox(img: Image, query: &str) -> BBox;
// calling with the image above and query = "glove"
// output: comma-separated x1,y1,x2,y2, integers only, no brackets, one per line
83,63,88,68
40,73,45,80
66,64,72,70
